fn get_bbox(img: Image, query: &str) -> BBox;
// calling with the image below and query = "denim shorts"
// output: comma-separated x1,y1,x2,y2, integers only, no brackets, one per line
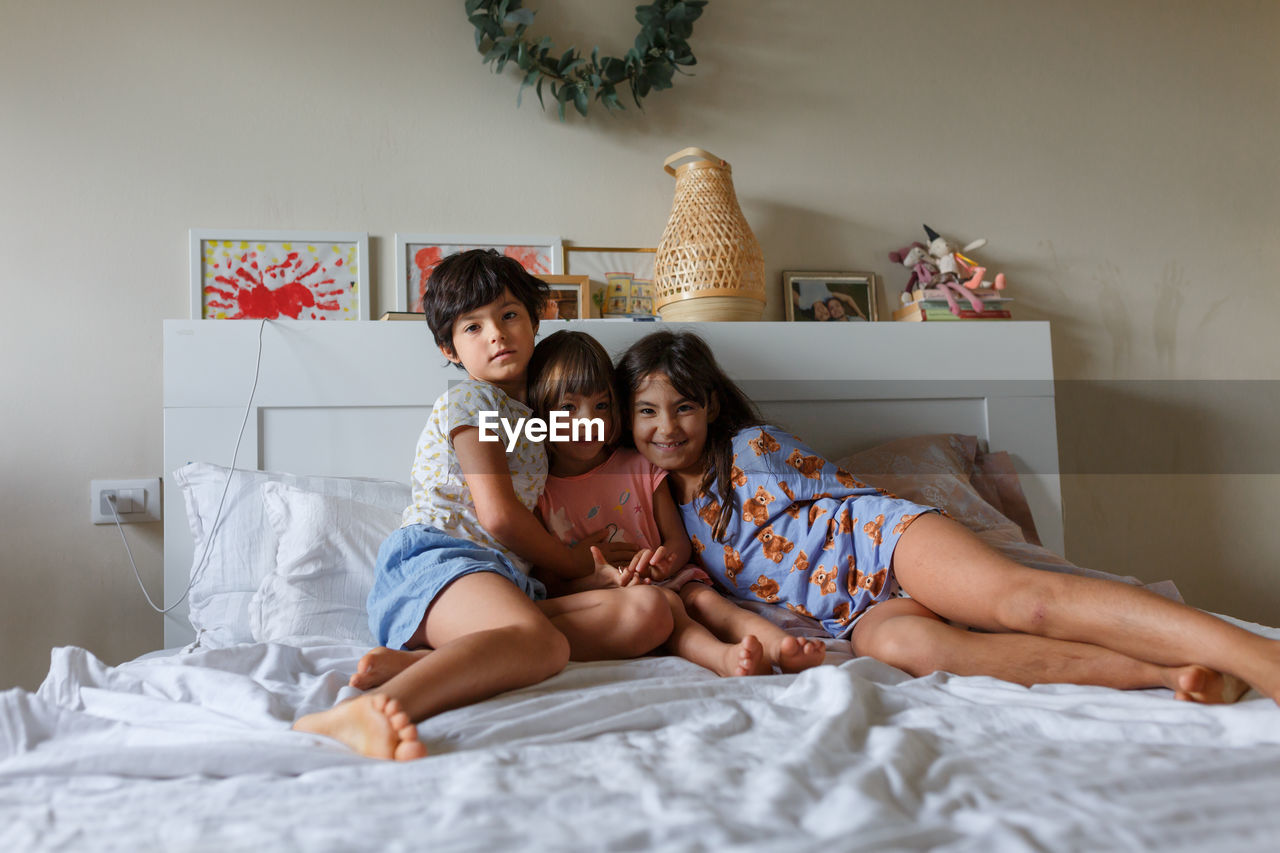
367,524,546,649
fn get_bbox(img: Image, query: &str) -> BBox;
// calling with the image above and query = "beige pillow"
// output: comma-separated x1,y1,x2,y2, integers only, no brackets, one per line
837,434,1033,543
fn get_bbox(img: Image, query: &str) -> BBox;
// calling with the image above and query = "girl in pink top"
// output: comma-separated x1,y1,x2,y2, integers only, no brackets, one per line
529,331,826,676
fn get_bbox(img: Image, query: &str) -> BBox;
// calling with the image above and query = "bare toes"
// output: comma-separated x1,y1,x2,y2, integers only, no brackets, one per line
1167,666,1250,704
733,635,769,677
395,738,428,761
777,636,826,674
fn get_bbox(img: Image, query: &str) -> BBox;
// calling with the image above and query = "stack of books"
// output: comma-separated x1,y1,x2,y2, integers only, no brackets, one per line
892,288,1013,322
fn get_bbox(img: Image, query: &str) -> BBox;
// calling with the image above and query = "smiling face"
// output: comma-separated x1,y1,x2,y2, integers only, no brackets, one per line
545,388,614,476
441,288,537,399
629,371,716,502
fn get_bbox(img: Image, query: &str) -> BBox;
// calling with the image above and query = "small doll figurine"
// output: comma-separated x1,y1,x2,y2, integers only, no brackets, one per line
889,224,1007,314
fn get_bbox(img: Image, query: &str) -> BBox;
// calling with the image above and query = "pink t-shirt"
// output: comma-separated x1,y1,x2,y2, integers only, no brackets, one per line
537,448,666,550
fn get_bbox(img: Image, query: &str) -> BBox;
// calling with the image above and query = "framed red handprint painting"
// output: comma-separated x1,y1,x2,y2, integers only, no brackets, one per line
394,234,563,312
190,229,370,321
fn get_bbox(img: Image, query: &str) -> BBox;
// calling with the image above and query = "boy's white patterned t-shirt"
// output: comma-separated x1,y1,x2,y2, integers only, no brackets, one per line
402,378,548,572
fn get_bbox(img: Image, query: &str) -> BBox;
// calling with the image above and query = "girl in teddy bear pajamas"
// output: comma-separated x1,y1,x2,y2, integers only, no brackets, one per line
615,330,1278,706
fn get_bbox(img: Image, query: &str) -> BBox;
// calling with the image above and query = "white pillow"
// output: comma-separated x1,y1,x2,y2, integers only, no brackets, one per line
172,462,409,647
251,482,401,646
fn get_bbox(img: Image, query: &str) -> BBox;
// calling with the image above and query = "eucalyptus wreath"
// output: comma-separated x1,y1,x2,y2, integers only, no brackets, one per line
466,0,707,119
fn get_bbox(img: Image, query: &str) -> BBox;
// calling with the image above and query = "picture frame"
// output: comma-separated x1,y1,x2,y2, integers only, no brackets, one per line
395,233,563,312
190,229,370,321
563,245,658,318
782,271,879,322
538,275,591,320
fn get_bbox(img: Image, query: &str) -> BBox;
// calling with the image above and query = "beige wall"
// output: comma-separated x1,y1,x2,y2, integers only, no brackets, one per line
2,0,1277,690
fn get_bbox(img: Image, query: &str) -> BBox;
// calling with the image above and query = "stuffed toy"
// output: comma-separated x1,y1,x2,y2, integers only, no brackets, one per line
889,224,1007,313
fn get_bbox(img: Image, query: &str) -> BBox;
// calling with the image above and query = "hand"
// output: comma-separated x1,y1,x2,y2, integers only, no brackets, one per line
570,529,639,574
590,546,653,588
644,545,680,583
598,542,640,566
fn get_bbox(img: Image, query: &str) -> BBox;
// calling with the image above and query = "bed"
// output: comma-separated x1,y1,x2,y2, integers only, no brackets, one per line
4,319,1280,851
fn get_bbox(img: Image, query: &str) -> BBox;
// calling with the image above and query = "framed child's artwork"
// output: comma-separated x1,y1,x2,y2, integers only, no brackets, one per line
395,234,563,312
563,246,658,318
190,229,370,321
782,271,879,322
538,275,590,320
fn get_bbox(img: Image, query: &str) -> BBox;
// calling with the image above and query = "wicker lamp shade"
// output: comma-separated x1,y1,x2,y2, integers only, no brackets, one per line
654,148,766,321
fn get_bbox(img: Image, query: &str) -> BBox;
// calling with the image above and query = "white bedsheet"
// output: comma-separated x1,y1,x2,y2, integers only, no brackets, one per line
4,628,1280,852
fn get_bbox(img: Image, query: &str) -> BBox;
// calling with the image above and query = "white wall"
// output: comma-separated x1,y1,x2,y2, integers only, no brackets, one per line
2,0,1277,689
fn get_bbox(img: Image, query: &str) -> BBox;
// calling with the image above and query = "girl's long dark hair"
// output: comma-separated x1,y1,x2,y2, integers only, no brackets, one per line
615,331,763,541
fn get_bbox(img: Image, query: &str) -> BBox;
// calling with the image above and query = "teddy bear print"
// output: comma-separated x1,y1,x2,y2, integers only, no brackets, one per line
782,501,803,520
856,567,887,597
730,454,748,488
823,517,839,551
750,574,780,602
742,484,776,526
748,429,781,456
690,534,705,556
807,503,828,528
844,555,859,594
810,566,837,595
838,508,854,534
723,544,744,586
778,481,796,502
755,525,795,563
786,602,814,618
862,514,885,545
834,467,867,489
832,601,852,625
789,549,809,574
833,601,866,627
786,449,825,479
893,513,920,535
698,498,722,527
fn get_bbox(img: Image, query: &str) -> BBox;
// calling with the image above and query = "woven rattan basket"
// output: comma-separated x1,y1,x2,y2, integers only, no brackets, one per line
654,148,766,321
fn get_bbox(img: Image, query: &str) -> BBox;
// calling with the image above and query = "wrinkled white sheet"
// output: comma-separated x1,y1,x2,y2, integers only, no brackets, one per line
4,623,1280,852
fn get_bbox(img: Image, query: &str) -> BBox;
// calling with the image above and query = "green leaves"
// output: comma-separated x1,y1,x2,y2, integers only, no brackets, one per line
466,0,706,119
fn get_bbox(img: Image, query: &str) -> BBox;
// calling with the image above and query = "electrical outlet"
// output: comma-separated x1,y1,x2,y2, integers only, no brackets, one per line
91,478,162,525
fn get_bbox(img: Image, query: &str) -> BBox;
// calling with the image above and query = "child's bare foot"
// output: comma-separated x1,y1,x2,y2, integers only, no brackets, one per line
349,647,430,690
1165,664,1250,704
773,636,827,673
293,693,427,760
717,635,770,677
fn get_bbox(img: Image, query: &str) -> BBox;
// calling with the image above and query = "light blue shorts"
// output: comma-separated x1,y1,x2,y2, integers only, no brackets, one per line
367,524,546,650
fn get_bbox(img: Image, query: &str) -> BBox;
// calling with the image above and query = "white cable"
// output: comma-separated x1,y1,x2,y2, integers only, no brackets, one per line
111,318,268,613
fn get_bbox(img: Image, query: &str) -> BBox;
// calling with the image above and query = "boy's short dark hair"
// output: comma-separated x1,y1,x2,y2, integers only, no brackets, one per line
423,249,548,357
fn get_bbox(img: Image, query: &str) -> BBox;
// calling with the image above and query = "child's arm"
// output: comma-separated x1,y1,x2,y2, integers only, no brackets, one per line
453,426,627,579
641,480,693,583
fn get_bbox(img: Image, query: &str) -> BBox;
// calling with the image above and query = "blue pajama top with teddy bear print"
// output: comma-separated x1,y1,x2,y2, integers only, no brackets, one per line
678,426,936,638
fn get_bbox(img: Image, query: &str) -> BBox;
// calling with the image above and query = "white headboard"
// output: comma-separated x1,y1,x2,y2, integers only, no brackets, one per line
163,319,1060,648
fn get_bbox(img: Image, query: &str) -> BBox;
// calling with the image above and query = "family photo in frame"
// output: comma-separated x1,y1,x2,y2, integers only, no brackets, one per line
782,271,879,322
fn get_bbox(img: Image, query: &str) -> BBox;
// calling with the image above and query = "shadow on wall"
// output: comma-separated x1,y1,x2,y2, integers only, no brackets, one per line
1055,380,1280,623
749,200,898,320
1056,380,1279,478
